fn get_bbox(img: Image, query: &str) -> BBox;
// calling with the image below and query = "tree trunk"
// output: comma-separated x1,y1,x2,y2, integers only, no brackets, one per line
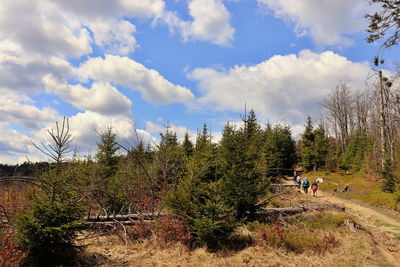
379,70,387,169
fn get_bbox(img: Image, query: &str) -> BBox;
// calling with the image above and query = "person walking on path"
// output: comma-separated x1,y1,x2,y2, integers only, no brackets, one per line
311,181,318,197
296,175,301,189
303,177,310,194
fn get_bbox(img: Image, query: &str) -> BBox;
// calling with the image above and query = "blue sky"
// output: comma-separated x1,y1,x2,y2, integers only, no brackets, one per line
1,0,400,163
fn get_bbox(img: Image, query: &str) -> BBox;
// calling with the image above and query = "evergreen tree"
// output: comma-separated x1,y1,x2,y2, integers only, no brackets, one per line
243,110,260,139
192,123,217,182
264,124,297,178
186,181,238,250
300,116,316,171
381,159,398,193
196,123,212,151
166,124,236,249
342,129,368,171
165,173,237,249
15,119,85,266
314,124,329,170
220,111,264,219
182,131,194,157
155,127,185,189
96,126,120,181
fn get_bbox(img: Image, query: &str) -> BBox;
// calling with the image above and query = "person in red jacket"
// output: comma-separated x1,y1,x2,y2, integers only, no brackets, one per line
311,181,318,197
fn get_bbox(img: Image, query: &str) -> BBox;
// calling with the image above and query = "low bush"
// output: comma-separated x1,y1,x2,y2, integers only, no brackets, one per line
154,216,192,248
15,196,85,266
127,220,153,241
166,177,238,251
0,228,28,266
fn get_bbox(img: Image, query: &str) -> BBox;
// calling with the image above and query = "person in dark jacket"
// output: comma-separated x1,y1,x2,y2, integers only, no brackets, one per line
303,178,310,194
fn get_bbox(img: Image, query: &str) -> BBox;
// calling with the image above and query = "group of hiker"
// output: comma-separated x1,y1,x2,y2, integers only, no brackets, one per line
294,172,323,197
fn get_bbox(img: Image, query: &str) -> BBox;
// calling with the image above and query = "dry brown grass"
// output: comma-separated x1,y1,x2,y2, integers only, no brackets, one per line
75,185,398,266
77,222,391,267
76,189,396,267
0,184,33,222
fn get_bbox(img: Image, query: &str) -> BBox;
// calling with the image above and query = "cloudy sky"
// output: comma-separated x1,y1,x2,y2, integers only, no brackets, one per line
1,0,400,163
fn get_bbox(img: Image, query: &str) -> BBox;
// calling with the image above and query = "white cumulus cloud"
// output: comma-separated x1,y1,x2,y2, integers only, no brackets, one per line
258,0,368,46
0,94,60,131
0,40,74,94
90,19,138,55
163,0,235,46
145,121,193,141
184,0,235,46
65,111,155,152
80,55,195,104
189,50,372,125
43,75,132,116
0,0,92,57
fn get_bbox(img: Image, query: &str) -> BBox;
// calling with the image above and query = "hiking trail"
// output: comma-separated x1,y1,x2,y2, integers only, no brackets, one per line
280,177,400,266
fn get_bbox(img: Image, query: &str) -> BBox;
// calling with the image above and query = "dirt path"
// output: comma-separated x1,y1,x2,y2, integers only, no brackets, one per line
321,193,400,233
318,191,400,265
279,178,400,266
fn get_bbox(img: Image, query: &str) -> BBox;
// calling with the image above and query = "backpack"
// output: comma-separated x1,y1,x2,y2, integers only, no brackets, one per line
303,179,309,187
312,184,318,190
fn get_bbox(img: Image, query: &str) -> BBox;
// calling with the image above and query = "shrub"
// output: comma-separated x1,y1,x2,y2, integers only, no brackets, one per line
154,216,191,247
0,228,28,266
15,196,85,266
166,178,238,250
127,220,153,241
316,232,338,253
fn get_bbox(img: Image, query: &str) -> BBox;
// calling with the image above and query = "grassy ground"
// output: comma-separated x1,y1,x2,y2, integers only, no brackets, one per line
79,231,389,267
78,208,391,267
304,172,397,210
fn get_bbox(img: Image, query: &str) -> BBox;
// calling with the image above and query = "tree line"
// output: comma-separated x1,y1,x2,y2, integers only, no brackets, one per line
4,78,400,266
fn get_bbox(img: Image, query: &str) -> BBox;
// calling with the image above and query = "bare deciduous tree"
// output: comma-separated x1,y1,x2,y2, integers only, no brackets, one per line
30,117,74,164
322,82,354,154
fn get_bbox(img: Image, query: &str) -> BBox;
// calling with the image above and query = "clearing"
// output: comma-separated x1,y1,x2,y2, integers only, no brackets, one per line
283,176,400,266
76,178,400,266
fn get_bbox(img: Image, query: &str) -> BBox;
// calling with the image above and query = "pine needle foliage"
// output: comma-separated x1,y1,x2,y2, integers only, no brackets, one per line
96,126,120,182
381,159,398,193
264,123,297,178
219,110,265,219
15,119,85,266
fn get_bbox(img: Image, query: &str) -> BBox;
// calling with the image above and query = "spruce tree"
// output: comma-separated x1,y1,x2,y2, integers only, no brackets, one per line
264,124,297,178
220,111,264,219
342,129,367,171
166,124,236,249
314,124,329,170
193,123,217,182
155,127,185,189
182,131,194,157
95,127,123,213
381,159,398,193
165,173,237,249
16,118,85,265
96,126,120,181
300,116,316,171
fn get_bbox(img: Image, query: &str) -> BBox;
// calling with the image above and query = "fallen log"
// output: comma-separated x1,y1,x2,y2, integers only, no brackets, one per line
1,204,346,226
85,212,168,222
271,184,298,188
305,202,345,212
256,207,307,222
256,204,345,223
